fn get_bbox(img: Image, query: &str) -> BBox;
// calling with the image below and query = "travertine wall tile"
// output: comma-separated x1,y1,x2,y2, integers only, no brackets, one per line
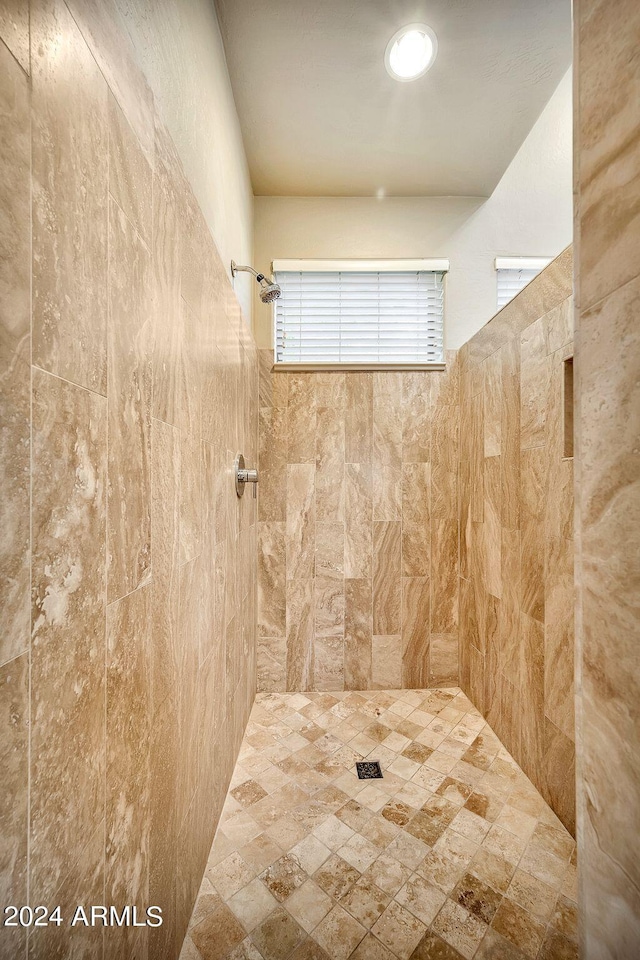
402,463,430,577
107,198,152,601
2,8,259,950
519,614,545,784
28,824,104,960
344,463,372,579
315,371,346,408
108,90,152,245
316,522,344,580
149,419,180,955
31,369,107,902
106,584,152,959
315,577,345,638
314,635,345,691
257,636,287,692
575,7,640,924
520,318,551,450
286,463,315,579
287,373,316,463
402,372,431,462
259,360,460,691
577,0,640,311
544,536,574,741
402,577,430,688
65,0,155,161
483,456,502,599
0,654,29,959
431,519,458,634
542,717,575,837
459,251,575,835
152,155,182,429
0,0,29,71
372,635,402,689
429,635,459,685
520,447,546,623
286,579,314,691
345,373,372,463
258,522,286,636
259,405,287,522
316,405,345,522
344,578,372,690
373,373,402,521
0,38,30,667
500,358,521,530
483,350,502,458
32,0,108,395
373,521,401,636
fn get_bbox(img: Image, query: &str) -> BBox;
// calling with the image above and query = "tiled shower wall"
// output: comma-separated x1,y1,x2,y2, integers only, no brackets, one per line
458,247,575,834
257,351,460,692
574,0,640,949
0,4,257,959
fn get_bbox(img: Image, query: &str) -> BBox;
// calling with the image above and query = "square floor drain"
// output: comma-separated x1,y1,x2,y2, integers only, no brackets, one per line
356,761,383,780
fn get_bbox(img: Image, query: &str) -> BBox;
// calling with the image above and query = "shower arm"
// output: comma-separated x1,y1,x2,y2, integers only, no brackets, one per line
231,261,267,283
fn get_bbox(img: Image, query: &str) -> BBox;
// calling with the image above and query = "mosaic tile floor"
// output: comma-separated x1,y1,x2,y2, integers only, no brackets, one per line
180,689,578,960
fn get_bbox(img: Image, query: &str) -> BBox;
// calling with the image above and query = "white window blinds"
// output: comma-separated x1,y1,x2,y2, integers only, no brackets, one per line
273,260,447,366
495,257,552,310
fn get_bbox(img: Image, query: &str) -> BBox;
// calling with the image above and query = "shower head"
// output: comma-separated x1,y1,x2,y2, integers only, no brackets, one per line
231,261,281,303
258,280,281,303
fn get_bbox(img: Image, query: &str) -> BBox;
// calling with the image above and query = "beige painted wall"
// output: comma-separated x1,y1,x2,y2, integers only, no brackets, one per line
254,70,572,351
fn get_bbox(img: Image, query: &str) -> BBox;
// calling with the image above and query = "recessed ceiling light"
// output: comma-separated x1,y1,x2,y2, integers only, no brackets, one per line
385,23,438,82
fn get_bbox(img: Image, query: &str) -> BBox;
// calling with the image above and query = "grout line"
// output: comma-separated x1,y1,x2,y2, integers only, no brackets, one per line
30,364,108,401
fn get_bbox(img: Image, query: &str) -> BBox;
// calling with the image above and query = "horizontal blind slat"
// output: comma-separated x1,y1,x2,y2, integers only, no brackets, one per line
496,267,542,309
274,269,444,365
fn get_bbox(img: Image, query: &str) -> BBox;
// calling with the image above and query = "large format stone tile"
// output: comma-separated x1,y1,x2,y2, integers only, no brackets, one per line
30,369,107,902
106,583,153,960
0,0,29,71
344,463,373,580
32,0,108,394
577,0,640,310
107,198,152,601
0,38,30,666
108,90,152,244
0,653,29,960
401,372,431,463
65,0,155,162
577,270,640,948
287,464,316,580
373,522,401,636
344,578,372,691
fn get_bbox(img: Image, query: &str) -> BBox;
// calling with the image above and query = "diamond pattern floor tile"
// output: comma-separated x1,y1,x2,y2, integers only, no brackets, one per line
181,688,578,960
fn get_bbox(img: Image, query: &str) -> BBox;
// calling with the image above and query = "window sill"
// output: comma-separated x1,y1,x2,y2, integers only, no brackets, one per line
273,362,446,372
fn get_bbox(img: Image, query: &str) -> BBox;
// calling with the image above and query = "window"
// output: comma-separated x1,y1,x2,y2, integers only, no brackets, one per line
495,257,552,310
272,259,448,368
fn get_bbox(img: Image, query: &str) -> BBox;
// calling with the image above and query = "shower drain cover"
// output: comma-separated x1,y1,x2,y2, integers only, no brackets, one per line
356,761,383,780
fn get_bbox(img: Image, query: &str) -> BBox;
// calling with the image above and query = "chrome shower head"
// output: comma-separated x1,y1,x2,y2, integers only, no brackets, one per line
259,280,281,303
231,261,281,303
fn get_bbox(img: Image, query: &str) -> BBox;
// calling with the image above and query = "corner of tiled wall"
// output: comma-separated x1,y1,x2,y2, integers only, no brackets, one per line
0,4,258,957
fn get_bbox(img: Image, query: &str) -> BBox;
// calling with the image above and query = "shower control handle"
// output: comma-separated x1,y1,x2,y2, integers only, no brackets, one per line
235,453,259,498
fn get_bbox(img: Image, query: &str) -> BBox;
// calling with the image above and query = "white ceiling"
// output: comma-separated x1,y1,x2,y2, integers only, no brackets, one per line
214,0,571,198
